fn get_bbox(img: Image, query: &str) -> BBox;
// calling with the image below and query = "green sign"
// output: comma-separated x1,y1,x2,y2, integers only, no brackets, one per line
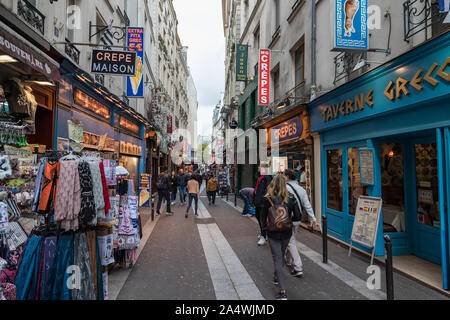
236,44,248,81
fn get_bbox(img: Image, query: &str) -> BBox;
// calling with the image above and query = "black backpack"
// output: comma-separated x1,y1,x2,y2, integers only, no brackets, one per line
156,175,166,190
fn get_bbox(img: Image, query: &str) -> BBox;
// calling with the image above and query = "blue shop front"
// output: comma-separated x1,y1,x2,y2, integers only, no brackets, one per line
309,33,450,288
55,59,150,189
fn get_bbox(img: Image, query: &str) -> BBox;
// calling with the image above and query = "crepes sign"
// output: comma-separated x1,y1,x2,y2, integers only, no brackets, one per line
91,49,137,75
126,27,144,98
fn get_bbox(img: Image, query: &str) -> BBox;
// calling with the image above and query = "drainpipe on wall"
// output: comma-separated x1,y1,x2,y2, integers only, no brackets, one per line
311,0,317,101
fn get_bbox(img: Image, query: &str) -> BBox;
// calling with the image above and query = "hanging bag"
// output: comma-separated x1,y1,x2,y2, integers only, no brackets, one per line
266,198,293,232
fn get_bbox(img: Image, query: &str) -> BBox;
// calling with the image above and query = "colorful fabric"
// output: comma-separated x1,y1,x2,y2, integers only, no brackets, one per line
86,230,98,299
38,162,59,212
54,160,81,231
88,161,105,221
43,234,73,300
78,162,96,225
99,162,111,216
39,236,56,299
32,158,47,212
14,235,43,300
72,232,96,300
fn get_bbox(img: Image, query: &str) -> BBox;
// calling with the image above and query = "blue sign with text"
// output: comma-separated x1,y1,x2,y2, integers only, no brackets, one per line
335,0,368,51
126,27,144,97
270,117,303,145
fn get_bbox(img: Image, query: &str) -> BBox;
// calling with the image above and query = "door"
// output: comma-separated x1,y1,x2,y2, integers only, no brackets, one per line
324,143,369,244
410,139,442,264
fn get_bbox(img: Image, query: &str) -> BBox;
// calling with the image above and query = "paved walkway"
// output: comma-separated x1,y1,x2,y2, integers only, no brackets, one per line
116,191,449,300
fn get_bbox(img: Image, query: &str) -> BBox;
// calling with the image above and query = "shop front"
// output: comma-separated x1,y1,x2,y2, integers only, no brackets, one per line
0,23,61,151
260,107,315,212
308,32,450,288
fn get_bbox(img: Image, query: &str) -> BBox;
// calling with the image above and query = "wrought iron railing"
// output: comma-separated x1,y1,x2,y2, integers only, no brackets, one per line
65,39,80,64
334,51,357,85
403,0,448,42
17,0,45,35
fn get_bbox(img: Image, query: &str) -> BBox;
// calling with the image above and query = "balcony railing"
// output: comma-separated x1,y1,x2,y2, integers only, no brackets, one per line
17,0,45,35
65,39,80,64
403,0,450,42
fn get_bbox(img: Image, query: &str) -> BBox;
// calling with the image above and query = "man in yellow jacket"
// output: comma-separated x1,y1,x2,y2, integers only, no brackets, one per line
186,176,199,218
206,174,219,205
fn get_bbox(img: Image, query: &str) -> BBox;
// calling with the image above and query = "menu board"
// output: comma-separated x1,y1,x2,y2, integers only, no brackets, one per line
350,196,382,249
359,148,375,185
139,174,151,207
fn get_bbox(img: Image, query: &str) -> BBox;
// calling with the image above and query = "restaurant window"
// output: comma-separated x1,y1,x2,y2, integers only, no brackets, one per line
415,143,439,228
120,116,139,135
294,45,304,98
327,149,343,212
348,147,369,215
74,89,111,120
380,143,406,232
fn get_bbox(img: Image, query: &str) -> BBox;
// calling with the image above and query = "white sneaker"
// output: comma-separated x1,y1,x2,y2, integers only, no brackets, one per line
257,236,266,246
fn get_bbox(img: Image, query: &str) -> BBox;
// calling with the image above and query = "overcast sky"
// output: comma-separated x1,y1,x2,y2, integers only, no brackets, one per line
173,0,224,138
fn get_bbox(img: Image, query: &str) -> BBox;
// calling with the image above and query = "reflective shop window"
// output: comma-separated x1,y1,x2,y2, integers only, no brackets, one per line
415,143,440,228
327,149,343,212
380,143,406,233
348,147,369,215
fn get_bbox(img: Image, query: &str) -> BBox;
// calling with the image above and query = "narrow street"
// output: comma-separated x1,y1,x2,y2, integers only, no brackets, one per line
116,189,448,301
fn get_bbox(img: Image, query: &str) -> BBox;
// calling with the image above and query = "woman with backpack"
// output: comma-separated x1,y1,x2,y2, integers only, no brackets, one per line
261,174,301,301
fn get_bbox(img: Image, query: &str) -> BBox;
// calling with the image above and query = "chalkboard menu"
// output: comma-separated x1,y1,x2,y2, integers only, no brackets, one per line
359,148,375,185
350,196,382,249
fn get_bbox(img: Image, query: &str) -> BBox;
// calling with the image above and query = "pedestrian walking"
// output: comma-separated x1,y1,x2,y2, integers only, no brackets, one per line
260,174,301,300
239,187,255,216
186,176,199,218
169,171,178,206
284,169,317,277
177,169,188,205
156,169,173,216
254,163,273,246
194,171,203,187
206,174,219,205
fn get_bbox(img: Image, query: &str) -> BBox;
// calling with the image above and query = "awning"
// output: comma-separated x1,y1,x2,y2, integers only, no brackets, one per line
0,26,61,81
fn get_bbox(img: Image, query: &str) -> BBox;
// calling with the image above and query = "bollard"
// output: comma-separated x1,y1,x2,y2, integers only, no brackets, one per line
384,235,394,300
234,188,237,207
226,190,229,202
322,215,328,264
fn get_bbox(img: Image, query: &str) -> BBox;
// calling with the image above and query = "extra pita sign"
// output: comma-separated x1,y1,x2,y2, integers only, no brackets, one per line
258,49,270,105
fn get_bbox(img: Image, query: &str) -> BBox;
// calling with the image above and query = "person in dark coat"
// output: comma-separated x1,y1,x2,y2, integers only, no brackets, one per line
177,169,189,205
254,164,273,246
156,169,173,216
169,171,178,205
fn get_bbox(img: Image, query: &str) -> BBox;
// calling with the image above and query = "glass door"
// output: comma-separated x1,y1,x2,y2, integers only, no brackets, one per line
411,141,441,264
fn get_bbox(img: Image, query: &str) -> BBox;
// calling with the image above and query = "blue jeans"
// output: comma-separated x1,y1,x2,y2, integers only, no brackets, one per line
186,194,198,215
171,191,177,202
179,186,187,203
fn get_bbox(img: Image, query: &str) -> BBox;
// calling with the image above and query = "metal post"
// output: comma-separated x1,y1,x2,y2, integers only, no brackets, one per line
322,215,328,264
234,188,237,207
226,190,229,202
384,235,394,300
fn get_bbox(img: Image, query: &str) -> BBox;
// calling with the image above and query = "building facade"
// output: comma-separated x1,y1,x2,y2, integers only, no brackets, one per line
222,0,450,288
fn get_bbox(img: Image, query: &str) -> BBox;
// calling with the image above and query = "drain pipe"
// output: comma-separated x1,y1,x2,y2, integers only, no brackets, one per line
311,0,317,100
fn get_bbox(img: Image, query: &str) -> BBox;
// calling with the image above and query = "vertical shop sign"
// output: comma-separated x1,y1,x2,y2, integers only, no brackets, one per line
258,49,270,105
167,115,173,134
334,0,368,51
236,44,248,81
139,174,151,207
126,27,144,97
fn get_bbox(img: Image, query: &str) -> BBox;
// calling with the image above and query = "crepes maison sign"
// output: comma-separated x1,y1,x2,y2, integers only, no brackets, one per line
91,49,137,76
